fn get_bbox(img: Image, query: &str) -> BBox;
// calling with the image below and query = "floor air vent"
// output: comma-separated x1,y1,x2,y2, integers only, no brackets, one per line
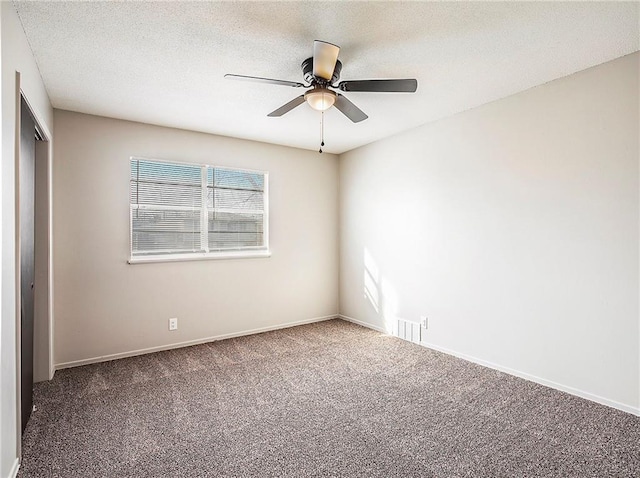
392,318,421,344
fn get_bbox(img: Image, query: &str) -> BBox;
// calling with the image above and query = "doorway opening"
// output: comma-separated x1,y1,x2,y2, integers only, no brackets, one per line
17,90,52,442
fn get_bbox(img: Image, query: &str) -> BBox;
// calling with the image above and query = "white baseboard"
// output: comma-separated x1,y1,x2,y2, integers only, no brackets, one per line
338,314,640,417
55,314,338,370
338,314,387,333
420,340,639,417
7,459,19,478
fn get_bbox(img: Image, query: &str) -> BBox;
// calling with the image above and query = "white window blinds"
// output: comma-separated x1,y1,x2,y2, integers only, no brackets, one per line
130,158,268,259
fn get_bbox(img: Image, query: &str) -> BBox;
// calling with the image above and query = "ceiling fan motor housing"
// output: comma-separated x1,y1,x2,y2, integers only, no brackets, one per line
302,57,342,85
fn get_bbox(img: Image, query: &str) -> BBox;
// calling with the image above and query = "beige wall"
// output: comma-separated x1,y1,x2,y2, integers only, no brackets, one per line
1,3,54,477
339,53,640,414
53,110,339,366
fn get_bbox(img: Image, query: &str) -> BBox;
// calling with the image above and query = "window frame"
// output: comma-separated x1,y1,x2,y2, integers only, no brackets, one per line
128,156,270,264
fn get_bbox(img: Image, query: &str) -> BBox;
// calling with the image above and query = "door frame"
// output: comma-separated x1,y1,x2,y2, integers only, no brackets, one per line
14,72,54,457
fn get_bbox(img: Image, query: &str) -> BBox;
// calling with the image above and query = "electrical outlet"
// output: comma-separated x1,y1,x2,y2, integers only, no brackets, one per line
169,318,178,331
420,316,428,329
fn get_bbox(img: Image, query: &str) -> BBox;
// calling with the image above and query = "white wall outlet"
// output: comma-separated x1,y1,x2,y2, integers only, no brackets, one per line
168,317,178,331
420,316,428,329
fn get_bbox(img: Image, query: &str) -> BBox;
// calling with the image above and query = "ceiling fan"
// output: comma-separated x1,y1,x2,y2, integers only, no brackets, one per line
225,40,418,123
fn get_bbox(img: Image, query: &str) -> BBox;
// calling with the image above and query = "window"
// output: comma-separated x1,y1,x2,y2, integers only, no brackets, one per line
129,158,269,263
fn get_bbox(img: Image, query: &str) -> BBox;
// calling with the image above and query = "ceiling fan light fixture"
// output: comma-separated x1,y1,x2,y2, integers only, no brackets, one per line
304,88,336,111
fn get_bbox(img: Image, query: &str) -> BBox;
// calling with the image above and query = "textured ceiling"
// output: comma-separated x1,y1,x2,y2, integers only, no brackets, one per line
14,1,639,154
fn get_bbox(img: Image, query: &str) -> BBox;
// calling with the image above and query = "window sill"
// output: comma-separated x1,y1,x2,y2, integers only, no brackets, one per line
128,250,271,264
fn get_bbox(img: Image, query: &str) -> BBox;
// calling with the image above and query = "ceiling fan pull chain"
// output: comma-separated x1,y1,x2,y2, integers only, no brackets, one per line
319,111,324,153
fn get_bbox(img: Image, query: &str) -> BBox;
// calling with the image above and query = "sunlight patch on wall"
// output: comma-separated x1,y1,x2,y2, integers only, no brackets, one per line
364,248,380,314
364,247,404,334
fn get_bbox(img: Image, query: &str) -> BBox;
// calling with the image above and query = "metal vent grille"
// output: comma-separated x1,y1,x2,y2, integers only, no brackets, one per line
392,318,421,344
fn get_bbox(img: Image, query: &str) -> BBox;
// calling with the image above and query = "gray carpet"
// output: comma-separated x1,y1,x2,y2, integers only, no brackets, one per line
19,319,640,477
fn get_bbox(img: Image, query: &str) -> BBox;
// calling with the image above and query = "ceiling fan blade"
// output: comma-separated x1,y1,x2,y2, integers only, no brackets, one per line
313,40,340,81
267,95,306,117
337,79,418,93
334,94,368,123
225,74,305,88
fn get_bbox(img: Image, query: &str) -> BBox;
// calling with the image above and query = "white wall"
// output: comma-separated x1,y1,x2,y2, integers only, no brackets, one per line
339,53,639,414
1,3,54,477
53,110,338,366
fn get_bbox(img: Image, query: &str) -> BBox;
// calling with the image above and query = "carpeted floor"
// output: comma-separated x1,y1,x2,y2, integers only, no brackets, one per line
19,319,640,477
